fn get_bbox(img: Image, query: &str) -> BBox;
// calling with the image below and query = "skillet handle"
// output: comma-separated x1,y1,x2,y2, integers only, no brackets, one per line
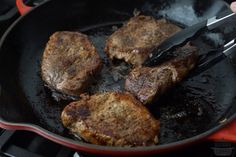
207,119,236,143
16,0,32,15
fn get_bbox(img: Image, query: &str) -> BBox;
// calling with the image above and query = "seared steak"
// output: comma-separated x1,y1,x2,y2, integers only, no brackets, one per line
125,44,198,104
41,31,102,96
61,92,159,146
105,15,181,66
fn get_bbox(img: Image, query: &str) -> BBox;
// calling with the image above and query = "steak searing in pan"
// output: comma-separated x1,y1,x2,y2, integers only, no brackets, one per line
61,92,160,146
125,44,198,104
41,31,103,97
105,15,181,66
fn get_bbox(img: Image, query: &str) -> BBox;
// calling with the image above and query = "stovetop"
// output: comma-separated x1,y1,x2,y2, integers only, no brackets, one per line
0,129,75,157
0,0,236,157
0,128,235,157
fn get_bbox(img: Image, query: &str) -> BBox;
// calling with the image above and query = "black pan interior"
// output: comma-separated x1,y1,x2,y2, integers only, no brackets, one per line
1,0,236,145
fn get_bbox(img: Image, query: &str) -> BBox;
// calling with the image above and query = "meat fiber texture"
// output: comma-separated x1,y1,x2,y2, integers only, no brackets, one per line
61,92,160,146
41,31,102,96
125,44,198,104
105,15,181,66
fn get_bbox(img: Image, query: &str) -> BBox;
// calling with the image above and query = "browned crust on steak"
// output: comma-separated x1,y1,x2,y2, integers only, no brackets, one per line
61,92,160,146
41,31,102,96
104,15,181,66
125,44,198,104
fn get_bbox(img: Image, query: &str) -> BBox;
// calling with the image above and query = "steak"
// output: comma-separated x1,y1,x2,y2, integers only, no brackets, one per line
105,15,181,66
125,44,198,104
41,31,102,96
61,92,159,146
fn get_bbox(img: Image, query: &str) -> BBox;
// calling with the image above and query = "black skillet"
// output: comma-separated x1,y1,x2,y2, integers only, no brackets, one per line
0,0,236,155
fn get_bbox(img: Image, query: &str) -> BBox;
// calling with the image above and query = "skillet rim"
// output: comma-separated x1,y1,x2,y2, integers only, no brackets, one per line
0,116,235,154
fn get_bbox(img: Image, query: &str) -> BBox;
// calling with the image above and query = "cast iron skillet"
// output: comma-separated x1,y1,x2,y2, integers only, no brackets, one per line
0,0,236,155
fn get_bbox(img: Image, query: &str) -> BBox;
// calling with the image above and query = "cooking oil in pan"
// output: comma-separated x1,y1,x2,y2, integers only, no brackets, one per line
18,20,236,144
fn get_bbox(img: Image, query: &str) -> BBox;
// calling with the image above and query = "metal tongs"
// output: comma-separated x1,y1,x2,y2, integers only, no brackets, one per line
144,11,236,68
192,38,236,76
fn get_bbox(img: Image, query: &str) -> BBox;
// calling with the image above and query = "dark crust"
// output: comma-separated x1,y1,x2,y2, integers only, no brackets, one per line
104,15,181,66
125,67,173,104
125,44,198,104
61,92,160,146
41,31,102,96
